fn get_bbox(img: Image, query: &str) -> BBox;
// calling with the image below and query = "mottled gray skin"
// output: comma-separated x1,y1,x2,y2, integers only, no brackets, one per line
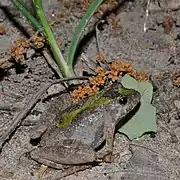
30,82,140,169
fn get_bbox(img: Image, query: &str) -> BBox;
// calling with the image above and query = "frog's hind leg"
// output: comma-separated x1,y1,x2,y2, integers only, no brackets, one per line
96,111,116,162
30,139,96,168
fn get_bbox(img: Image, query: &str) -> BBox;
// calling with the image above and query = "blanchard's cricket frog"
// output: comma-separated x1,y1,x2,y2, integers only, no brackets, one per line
30,82,140,169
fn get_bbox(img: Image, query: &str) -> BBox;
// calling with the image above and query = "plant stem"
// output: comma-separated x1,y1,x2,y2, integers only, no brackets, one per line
33,0,75,78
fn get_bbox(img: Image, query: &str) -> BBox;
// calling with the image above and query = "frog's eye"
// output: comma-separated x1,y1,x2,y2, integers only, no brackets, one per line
119,97,127,105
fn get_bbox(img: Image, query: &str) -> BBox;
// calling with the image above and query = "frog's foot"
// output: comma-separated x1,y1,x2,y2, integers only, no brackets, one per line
96,147,119,163
96,149,113,163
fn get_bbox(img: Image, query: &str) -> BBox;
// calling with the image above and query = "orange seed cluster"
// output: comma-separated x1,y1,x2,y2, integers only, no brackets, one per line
71,59,149,102
171,71,180,87
10,37,30,62
77,0,118,18
108,59,133,81
31,34,45,49
70,67,107,102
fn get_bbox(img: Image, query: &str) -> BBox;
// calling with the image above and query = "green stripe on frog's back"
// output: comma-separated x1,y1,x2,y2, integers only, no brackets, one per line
56,87,113,128
118,87,135,96
55,82,135,128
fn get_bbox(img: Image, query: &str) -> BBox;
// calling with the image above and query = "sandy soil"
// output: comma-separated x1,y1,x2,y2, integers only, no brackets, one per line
0,0,180,179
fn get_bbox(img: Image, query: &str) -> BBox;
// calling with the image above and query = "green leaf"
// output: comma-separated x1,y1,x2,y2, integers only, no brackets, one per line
118,74,157,140
67,0,104,68
119,102,156,140
121,74,153,103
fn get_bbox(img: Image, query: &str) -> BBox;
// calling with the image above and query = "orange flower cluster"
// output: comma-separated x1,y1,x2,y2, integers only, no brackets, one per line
108,59,149,82
171,71,180,87
31,34,45,49
10,38,30,62
71,59,149,102
77,0,93,12
96,52,105,62
89,67,106,87
130,71,149,82
10,34,45,62
70,85,96,102
108,59,133,81
96,0,117,18
77,0,118,18
70,67,106,102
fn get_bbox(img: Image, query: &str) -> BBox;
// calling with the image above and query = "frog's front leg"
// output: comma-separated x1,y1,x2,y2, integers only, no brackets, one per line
30,139,96,169
96,111,116,161
30,112,56,139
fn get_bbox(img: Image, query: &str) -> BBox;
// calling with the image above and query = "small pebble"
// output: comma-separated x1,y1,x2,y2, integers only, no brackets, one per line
174,100,180,109
26,48,35,59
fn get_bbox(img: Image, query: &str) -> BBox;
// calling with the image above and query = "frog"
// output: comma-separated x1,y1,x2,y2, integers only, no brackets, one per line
30,82,140,170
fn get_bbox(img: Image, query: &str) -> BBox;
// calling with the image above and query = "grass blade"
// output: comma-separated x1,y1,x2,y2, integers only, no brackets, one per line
33,0,75,78
11,0,44,34
67,0,104,68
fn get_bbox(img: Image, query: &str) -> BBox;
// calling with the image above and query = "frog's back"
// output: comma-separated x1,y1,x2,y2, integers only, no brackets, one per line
41,105,105,149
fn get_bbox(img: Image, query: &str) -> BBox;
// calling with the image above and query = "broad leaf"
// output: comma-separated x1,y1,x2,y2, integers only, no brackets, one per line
118,75,156,140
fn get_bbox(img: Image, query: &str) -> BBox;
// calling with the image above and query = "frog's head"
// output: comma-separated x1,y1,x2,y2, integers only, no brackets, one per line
56,82,141,128
103,82,141,126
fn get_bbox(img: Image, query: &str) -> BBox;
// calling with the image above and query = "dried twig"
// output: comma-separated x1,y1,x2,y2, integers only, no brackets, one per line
144,0,151,32
95,20,105,54
81,53,97,74
42,50,62,78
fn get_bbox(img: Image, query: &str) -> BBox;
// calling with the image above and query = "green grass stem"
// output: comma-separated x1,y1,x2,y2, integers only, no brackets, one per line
67,0,104,67
33,0,75,78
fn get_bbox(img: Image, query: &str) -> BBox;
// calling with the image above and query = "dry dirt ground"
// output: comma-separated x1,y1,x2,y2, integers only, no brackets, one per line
0,0,180,179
